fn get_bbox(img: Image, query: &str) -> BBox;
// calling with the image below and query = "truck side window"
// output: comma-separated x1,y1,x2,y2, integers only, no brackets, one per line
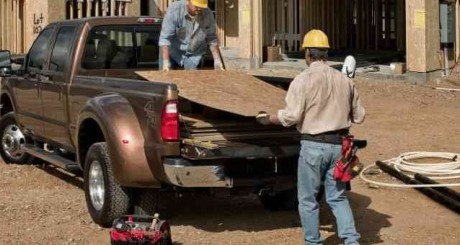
27,28,54,70
82,25,161,69
49,27,76,72
83,26,135,69
136,31,159,68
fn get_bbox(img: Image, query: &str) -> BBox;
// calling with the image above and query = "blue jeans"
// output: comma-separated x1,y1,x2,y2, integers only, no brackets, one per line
298,140,360,245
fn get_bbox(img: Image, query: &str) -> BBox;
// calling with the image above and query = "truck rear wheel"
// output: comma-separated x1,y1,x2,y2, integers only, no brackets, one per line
84,142,132,227
0,112,34,164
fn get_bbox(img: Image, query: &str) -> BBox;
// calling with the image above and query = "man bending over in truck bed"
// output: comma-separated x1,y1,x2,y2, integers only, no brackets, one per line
158,0,224,71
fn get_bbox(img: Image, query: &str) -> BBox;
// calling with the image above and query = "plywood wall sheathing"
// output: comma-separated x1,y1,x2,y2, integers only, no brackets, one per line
406,0,441,72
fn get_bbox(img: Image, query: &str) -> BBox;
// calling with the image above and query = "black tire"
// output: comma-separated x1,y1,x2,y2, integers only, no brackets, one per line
84,142,132,227
134,189,173,219
155,220,173,245
0,112,34,164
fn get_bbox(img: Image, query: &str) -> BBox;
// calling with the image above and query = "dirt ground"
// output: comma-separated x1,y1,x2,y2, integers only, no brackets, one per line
0,72,459,245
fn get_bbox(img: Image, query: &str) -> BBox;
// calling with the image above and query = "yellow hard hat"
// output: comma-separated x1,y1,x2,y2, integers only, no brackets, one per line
302,29,330,49
191,0,208,8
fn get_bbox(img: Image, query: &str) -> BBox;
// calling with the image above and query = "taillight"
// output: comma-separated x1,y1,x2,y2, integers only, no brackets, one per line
161,100,179,142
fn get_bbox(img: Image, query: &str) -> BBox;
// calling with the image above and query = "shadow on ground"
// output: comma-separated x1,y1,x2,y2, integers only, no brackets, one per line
321,192,392,245
160,190,392,239
35,164,84,189
34,163,392,240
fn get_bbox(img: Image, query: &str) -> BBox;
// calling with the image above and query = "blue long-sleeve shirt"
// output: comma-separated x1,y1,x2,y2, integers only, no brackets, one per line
159,0,218,67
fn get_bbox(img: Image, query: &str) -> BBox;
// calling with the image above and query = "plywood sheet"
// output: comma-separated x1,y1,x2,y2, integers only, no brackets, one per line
136,70,287,117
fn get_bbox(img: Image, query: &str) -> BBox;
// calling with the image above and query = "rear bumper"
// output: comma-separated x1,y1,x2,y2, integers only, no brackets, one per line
163,158,297,189
181,141,300,160
163,158,233,188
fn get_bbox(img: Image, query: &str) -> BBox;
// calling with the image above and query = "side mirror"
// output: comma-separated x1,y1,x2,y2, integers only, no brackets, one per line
0,50,12,77
11,56,25,66
0,67,12,77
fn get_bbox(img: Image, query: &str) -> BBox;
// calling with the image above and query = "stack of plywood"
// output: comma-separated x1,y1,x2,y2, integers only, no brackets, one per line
136,70,287,117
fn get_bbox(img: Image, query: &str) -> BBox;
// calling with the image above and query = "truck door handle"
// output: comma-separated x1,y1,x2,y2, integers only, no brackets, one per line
39,72,53,84
39,79,54,85
40,71,54,81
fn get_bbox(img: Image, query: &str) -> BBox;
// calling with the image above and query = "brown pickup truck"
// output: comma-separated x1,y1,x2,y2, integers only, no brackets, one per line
0,17,300,227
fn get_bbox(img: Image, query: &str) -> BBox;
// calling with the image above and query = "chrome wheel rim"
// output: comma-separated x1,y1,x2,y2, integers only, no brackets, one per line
89,160,105,211
2,124,26,161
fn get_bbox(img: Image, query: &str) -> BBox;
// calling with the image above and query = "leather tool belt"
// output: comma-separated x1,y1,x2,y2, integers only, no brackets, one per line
300,129,349,145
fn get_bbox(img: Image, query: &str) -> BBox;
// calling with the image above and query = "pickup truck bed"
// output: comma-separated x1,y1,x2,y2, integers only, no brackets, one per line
180,114,299,160
134,69,299,189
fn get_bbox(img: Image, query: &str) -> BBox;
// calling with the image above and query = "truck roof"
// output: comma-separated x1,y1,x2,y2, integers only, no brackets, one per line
48,16,163,27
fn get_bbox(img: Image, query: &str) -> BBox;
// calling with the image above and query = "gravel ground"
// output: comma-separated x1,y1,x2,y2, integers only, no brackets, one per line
0,73,459,245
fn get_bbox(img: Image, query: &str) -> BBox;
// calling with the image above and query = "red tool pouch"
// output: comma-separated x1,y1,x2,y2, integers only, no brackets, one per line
333,135,363,182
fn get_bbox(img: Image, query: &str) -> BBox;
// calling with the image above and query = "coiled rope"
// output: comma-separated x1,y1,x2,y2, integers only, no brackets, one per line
359,152,460,188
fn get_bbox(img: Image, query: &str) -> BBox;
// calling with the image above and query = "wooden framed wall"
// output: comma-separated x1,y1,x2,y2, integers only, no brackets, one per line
1,0,141,54
262,0,406,53
155,0,174,15
263,0,301,52
396,0,406,51
302,0,356,50
0,0,26,53
0,0,12,52
264,0,357,51
216,0,225,47
65,0,139,19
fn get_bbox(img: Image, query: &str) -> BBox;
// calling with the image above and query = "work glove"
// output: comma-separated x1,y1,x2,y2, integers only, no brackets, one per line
162,59,171,72
214,58,225,70
256,111,271,125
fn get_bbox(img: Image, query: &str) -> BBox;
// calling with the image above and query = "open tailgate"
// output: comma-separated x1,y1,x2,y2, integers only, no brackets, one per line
179,114,300,160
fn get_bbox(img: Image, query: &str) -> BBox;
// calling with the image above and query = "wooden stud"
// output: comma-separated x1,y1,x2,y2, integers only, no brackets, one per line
0,1,2,49
86,0,91,17
457,1,460,61
332,0,335,48
365,0,370,50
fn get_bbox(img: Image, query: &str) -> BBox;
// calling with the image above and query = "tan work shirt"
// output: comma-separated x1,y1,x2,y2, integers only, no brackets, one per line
277,61,365,135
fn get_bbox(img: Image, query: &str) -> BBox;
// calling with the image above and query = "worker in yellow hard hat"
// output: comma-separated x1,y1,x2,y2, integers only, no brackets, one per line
301,29,330,66
256,29,365,245
159,0,224,71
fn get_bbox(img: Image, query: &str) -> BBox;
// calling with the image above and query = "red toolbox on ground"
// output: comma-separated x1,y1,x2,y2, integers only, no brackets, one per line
110,214,172,245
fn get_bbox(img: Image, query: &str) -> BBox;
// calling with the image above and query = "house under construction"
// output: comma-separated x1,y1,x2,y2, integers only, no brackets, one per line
150,0,458,79
1,0,458,79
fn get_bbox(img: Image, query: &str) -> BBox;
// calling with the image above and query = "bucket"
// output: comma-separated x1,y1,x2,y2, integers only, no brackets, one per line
267,46,282,62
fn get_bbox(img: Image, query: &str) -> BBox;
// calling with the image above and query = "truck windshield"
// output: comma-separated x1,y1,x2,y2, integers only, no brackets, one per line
82,25,160,70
